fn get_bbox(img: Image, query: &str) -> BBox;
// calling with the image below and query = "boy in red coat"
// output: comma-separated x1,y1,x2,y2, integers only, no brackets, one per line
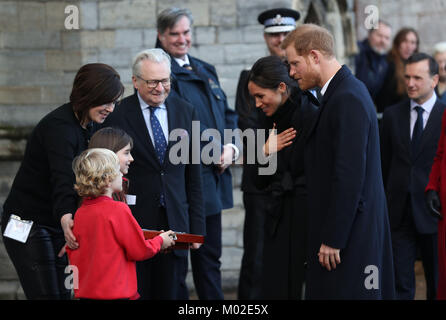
67,148,175,300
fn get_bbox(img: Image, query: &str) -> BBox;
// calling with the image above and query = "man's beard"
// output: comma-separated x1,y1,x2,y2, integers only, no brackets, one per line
297,70,320,91
370,44,387,55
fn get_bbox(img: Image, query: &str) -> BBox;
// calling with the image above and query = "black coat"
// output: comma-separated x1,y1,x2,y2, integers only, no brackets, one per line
355,39,389,102
375,61,408,113
3,103,95,228
104,93,205,257
256,89,318,299
170,55,238,216
381,98,446,234
235,69,266,194
304,65,395,299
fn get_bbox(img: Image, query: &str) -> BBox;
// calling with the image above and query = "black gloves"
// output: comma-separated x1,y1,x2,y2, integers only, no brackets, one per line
426,190,442,220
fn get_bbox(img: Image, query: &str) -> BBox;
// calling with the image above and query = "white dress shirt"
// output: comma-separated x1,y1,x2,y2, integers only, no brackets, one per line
137,92,169,144
174,55,191,67
410,92,437,138
320,74,336,96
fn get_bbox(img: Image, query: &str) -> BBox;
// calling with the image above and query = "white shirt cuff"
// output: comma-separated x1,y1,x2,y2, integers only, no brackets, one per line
225,143,240,162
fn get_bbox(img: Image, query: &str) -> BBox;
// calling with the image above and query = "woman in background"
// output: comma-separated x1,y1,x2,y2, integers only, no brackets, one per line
376,27,419,112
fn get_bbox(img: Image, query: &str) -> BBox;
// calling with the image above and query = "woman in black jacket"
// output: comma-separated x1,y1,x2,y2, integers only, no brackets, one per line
1,63,124,299
246,56,318,299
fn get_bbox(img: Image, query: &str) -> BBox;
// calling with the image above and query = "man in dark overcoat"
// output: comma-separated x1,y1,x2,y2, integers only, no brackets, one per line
283,24,395,299
156,7,239,300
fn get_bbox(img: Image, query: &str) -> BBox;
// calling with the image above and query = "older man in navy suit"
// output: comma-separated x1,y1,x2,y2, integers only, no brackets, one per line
283,24,395,299
382,53,445,300
104,48,205,300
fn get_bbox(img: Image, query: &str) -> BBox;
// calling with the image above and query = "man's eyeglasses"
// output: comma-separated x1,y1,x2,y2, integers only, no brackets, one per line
136,75,171,89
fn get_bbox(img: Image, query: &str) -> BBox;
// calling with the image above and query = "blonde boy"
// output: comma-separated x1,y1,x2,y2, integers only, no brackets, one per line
67,148,175,300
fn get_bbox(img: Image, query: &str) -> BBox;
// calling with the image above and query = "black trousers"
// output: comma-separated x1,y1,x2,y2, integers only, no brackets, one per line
238,193,268,300
190,212,223,300
391,200,438,300
1,218,71,300
136,206,188,300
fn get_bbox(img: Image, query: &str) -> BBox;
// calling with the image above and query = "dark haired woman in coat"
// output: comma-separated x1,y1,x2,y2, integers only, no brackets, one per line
246,55,318,299
1,63,124,299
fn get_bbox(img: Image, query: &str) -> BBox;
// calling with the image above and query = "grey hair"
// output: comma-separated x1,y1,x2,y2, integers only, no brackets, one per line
132,48,171,77
433,42,446,56
368,20,392,35
157,7,193,34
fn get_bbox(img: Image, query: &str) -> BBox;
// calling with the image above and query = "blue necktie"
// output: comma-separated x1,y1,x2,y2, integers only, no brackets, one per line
411,106,424,158
148,106,167,164
148,106,167,207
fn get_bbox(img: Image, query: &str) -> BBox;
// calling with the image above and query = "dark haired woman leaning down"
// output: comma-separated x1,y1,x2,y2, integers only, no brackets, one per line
246,56,318,299
1,63,124,299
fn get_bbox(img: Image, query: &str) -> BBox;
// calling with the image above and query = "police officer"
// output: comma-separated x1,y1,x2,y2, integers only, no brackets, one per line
235,8,301,300
258,8,301,59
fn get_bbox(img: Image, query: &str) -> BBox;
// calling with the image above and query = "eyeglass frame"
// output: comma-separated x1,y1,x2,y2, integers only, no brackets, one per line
135,75,172,89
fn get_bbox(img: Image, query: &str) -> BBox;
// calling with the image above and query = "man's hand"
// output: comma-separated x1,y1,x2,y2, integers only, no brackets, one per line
426,189,442,220
61,213,78,250
190,243,202,250
217,144,234,174
318,243,341,271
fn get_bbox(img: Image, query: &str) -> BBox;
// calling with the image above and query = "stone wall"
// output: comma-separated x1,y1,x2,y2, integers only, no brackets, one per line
0,0,357,299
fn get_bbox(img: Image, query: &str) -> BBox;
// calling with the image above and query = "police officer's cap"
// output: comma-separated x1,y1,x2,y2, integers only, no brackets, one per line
258,8,300,34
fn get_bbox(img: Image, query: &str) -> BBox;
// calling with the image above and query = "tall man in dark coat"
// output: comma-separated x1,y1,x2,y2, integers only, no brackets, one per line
283,24,395,299
156,8,239,300
381,53,444,300
104,48,205,299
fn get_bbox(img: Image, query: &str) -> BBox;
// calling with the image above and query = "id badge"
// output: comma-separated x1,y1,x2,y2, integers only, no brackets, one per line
3,214,33,243
126,194,136,205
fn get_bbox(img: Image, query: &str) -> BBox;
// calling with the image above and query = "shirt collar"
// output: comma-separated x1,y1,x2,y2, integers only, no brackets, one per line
410,91,437,113
320,74,336,96
174,55,190,67
137,91,166,110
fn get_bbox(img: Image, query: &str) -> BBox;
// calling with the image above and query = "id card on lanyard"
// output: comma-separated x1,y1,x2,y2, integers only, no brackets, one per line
3,214,33,243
